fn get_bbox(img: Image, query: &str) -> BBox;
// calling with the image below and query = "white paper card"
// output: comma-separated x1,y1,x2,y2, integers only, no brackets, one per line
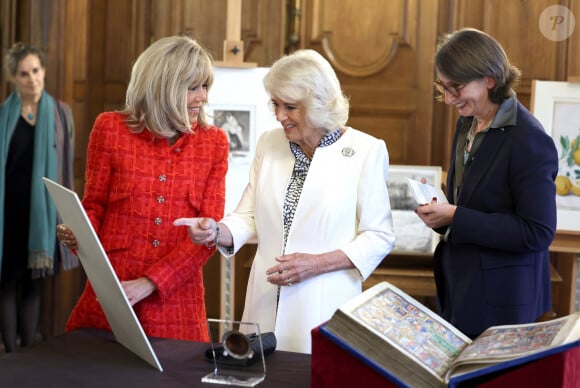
407,178,448,205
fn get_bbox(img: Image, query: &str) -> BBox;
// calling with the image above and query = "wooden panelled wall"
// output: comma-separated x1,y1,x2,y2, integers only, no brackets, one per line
1,0,580,337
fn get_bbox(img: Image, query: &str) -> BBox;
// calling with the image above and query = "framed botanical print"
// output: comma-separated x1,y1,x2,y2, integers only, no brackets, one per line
531,80,580,231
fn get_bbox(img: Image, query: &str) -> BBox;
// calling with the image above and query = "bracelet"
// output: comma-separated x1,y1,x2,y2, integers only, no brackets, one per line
206,225,220,249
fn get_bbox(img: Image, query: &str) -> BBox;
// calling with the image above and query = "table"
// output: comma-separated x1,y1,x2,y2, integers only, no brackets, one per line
0,329,311,387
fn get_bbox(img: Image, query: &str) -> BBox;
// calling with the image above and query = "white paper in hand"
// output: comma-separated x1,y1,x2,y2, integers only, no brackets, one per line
407,178,448,205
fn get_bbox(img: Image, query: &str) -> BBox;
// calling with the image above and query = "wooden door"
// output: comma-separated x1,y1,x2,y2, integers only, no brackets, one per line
300,0,439,165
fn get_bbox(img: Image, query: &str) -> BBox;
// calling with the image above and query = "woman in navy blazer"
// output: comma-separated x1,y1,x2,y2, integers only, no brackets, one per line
416,28,558,338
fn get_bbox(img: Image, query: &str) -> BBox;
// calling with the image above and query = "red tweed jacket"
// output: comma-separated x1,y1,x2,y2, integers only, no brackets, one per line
66,112,228,341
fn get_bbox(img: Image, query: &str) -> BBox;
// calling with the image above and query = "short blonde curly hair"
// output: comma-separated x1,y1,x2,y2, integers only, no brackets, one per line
264,49,349,132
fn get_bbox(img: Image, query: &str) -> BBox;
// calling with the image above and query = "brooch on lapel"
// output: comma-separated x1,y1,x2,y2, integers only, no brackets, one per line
341,147,355,157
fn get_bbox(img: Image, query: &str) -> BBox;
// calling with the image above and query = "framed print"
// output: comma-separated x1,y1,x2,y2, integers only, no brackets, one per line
531,80,580,231
206,104,255,163
388,165,443,255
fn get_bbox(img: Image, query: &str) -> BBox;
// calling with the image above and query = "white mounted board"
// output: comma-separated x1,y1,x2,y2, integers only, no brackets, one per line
43,178,163,371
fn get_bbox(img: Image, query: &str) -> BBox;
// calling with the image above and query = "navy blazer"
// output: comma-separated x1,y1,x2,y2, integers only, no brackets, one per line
435,98,558,337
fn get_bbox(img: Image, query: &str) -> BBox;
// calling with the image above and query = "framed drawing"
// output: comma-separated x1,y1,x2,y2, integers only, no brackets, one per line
207,104,255,162
531,80,580,231
387,165,443,255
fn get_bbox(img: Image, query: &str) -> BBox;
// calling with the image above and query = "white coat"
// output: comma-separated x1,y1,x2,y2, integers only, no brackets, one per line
220,127,395,353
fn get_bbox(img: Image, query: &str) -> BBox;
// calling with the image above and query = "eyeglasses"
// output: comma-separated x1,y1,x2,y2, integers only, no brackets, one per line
433,79,467,98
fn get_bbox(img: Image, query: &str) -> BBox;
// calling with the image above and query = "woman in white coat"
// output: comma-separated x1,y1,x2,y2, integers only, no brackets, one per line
175,49,395,353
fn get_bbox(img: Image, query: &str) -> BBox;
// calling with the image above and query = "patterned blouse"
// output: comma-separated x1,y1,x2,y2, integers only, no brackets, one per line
282,128,342,252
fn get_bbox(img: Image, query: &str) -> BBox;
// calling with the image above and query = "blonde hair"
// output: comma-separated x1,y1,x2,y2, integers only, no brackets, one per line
263,49,349,132
122,36,214,137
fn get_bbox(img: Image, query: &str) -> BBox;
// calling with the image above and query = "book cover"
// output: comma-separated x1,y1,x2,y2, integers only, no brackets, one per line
320,282,580,387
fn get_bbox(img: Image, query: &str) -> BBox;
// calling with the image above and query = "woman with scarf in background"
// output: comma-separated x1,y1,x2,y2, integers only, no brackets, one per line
0,43,75,352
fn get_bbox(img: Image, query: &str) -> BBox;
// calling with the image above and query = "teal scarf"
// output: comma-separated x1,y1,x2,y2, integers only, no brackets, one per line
0,91,57,278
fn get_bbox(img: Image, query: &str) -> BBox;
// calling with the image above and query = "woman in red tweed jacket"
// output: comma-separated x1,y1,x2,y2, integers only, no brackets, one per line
57,36,228,341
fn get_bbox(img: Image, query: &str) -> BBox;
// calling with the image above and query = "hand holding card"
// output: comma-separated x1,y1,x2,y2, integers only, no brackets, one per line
407,178,448,205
